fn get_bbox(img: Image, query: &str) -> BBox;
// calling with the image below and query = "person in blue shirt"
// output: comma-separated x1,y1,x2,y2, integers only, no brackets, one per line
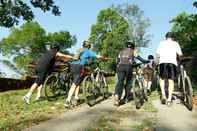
64,40,109,108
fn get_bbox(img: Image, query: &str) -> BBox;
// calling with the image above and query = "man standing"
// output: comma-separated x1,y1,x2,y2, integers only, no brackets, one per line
156,32,183,106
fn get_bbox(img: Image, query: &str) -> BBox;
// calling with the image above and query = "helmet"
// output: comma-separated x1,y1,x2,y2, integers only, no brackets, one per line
50,42,60,51
83,40,91,48
127,40,135,49
165,32,174,39
148,55,154,60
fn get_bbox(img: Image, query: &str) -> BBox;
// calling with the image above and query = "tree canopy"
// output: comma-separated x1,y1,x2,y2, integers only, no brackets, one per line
0,0,60,28
89,4,150,71
0,21,76,73
170,12,197,81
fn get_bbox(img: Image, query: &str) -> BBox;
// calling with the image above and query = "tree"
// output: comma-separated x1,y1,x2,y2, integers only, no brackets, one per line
170,12,197,82
115,4,151,47
193,1,197,8
0,0,60,28
89,4,150,71
89,8,129,71
0,21,76,73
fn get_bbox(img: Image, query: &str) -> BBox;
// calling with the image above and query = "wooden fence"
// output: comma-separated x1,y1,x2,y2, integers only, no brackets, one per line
0,75,36,92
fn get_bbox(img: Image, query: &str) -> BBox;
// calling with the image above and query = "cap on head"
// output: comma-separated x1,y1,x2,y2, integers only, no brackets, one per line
83,40,91,48
165,32,174,39
127,40,135,49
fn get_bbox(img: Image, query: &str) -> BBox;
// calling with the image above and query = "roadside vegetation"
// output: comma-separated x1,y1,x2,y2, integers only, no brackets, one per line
0,89,66,131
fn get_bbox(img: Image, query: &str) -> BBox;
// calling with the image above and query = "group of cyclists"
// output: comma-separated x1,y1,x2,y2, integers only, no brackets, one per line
23,31,184,108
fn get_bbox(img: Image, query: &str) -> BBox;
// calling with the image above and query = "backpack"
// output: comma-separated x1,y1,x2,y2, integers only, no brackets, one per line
118,48,134,65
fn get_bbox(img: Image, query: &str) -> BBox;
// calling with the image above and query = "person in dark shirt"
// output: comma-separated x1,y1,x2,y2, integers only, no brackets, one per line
23,43,75,104
114,41,148,106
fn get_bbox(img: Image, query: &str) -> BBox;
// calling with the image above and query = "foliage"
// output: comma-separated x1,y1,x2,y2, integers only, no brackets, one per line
0,0,60,28
0,21,76,73
193,1,197,8
170,12,197,81
89,4,150,71
115,4,151,47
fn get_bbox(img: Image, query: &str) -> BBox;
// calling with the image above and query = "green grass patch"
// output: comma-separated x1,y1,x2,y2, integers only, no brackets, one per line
0,89,67,131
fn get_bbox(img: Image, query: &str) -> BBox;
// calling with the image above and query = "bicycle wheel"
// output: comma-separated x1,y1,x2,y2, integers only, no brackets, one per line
61,73,72,96
82,75,95,104
43,74,59,101
96,73,109,99
185,76,193,111
132,78,142,109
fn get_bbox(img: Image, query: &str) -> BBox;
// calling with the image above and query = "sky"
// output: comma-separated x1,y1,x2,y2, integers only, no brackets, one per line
0,0,196,77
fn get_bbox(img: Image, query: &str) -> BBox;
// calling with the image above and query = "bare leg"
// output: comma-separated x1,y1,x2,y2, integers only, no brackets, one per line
159,79,166,99
167,79,174,101
35,84,42,100
26,83,38,98
66,83,76,102
23,83,38,104
74,85,80,100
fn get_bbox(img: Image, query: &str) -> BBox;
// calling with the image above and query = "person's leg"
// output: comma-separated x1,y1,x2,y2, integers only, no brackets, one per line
66,83,77,102
124,65,132,102
23,83,38,104
115,70,124,100
35,84,42,100
114,66,125,105
74,85,80,100
159,79,166,100
167,79,174,102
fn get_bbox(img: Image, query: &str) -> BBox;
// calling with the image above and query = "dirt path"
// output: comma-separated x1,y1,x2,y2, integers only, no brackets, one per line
24,97,156,131
24,96,197,131
153,99,197,131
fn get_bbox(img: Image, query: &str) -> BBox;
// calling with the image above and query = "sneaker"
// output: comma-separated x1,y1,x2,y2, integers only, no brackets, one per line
64,100,71,108
113,95,120,106
73,98,80,106
166,100,173,107
161,98,166,105
35,96,45,102
147,89,151,96
23,96,30,104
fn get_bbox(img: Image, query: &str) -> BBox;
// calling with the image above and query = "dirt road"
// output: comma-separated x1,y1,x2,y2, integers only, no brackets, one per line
24,96,197,131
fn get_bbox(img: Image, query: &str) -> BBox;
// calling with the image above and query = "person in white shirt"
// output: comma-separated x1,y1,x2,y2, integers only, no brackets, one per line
156,32,183,106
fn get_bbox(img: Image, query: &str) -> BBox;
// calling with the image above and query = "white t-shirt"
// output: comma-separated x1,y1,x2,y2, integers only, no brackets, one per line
156,39,183,66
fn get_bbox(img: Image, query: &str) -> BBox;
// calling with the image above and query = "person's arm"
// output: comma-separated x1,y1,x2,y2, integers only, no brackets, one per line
96,55,112,61
176,42,183,61
56,52,76,61
134,55,149,63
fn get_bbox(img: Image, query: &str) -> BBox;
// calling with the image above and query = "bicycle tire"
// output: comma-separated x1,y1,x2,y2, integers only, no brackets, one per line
82,76,95,104
185,76,193,111
62,73,73,96
132,78,142,109
43,74,59,101
96,73,109,99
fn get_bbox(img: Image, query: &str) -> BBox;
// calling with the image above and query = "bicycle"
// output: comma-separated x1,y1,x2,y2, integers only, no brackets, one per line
81,66,110,106
177,57,193,111
43,62,72,101
132,63,148,109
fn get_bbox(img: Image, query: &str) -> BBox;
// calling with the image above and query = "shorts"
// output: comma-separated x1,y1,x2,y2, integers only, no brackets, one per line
159,63,177,80
70,64,85,86
35,68,47,86
143,67,154,81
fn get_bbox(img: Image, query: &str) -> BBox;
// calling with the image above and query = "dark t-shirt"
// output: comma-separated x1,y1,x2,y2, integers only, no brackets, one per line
35,49,57,72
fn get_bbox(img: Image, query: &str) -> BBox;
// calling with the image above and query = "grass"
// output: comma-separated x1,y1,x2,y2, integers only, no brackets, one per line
0,89,67,131
0,76,159,131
